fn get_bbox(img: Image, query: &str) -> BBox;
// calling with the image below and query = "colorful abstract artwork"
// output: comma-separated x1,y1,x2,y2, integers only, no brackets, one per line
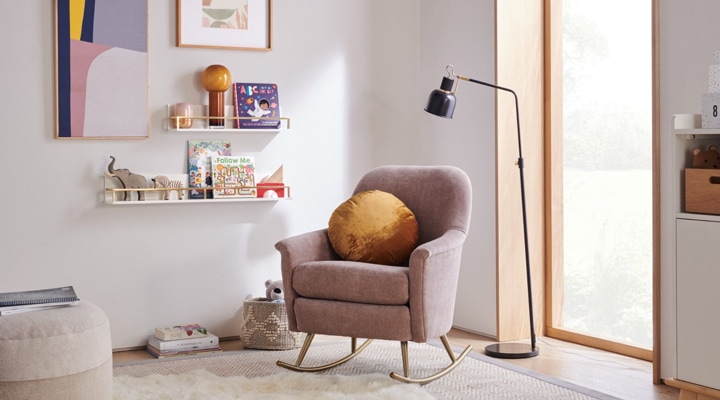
177,0,271,51
202,0,249,30
55,0,148,139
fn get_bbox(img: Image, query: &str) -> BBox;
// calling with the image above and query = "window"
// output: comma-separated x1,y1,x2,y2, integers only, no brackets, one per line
546,0,655,360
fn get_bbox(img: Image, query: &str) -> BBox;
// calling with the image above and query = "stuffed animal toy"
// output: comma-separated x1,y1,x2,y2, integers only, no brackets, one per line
265,279,285,303
692,145,720,168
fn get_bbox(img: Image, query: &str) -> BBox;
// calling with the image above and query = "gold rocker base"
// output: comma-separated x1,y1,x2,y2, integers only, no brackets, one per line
276,333,473,385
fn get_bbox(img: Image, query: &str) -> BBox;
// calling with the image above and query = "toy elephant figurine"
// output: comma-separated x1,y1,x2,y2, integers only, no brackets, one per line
107,156,147,201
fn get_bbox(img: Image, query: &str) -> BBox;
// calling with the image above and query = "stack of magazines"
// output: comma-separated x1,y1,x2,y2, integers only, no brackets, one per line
0,286,80,316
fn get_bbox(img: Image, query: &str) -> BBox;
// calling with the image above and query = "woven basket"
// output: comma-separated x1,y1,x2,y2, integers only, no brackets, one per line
241,297,304,350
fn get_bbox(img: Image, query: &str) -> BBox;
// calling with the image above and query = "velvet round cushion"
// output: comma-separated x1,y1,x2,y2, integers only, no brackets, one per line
328,190,419,265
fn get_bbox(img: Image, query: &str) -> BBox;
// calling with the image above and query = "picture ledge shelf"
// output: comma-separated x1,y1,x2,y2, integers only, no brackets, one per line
104,175,290,205
165,104,291,132
105,195,289,205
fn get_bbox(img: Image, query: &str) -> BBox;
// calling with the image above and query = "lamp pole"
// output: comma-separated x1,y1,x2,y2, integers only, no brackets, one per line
425,65,538,359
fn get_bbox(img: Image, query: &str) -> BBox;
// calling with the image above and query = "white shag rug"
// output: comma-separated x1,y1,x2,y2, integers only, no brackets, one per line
113,369,431,400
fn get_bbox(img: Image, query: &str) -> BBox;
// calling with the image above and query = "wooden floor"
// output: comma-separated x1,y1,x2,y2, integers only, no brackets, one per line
113,328,679,400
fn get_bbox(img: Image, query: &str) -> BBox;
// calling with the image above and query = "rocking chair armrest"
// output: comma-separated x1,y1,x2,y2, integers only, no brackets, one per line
274,229,339,269
275,228,339,331
410,229,467,262
407,229,468,341
408,229,467,289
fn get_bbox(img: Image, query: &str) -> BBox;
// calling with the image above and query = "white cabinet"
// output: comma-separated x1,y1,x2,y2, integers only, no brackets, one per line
676,218,720,389
669,114,720,394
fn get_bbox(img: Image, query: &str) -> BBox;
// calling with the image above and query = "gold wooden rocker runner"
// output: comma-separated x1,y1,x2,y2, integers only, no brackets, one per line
277,333,473,385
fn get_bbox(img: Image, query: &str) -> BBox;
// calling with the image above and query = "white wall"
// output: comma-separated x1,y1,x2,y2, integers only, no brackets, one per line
658,0,720,380
0,0,501,349
0,0,423,349
419,0,497,336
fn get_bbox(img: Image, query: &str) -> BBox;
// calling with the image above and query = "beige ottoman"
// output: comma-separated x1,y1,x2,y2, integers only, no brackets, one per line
0,301,112,400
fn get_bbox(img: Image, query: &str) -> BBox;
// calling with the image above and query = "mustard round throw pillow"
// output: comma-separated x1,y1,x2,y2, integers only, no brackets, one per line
328,190,419,266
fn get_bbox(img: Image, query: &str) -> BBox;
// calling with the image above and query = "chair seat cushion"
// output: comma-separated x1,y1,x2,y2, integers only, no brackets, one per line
328,190,419,266
293,261,409,305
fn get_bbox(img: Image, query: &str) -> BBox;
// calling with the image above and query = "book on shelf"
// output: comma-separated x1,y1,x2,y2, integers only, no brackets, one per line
233,82,281,129
211,155,257,198
0,286,79,307
147,333,220,352
146,344,223,358
187,140,232,199
155,323,208,341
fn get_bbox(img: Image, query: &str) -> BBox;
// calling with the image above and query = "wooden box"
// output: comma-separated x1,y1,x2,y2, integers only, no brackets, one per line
685,168,720,214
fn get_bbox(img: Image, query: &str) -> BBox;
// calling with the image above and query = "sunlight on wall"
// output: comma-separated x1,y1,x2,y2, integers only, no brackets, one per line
289,54,351,196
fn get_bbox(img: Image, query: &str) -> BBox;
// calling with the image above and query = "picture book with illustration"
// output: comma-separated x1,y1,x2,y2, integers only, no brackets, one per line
233,83,281,129
187,140,232,199
211,155,256,198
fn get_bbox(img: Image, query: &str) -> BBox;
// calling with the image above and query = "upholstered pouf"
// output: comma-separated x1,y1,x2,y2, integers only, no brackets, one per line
0,301,112,400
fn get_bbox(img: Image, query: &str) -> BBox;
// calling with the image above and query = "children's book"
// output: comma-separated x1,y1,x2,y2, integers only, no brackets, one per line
233,83,281,129
211,155,257,198
187,140,232,199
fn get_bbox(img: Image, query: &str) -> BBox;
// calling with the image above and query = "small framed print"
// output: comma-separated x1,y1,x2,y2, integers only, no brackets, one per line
177,0,272,51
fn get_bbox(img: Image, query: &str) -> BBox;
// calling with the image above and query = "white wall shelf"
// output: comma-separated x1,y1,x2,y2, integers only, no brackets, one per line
165,104,291,132
105,195,289,205
104,174,290,205
674,129,720,139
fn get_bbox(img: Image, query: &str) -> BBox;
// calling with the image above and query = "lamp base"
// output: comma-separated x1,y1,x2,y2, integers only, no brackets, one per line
485,343,539,359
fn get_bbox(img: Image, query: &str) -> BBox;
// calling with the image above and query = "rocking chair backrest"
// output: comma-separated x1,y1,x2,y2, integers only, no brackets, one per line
352,165,472,246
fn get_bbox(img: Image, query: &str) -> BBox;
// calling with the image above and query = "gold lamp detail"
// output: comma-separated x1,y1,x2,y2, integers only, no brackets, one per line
201,64,232,128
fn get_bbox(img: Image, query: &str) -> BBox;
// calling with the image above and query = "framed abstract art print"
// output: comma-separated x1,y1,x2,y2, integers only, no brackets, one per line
54,0,149,139
177,0,272,51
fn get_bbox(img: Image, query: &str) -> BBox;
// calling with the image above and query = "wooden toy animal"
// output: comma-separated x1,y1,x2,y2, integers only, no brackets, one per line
106,156,147,201
152,175,185,200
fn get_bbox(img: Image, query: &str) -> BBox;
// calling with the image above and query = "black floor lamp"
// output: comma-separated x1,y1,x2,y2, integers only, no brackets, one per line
424,65,539,359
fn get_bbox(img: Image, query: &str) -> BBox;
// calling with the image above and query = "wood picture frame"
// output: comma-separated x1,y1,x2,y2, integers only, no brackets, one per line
54,0,149,139
177,0,272,51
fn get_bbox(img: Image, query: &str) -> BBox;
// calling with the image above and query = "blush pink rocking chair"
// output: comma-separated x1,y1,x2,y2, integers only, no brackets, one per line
274,165,473,384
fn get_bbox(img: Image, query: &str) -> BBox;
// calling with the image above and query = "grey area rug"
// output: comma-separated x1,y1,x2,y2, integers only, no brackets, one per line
113,340,620,400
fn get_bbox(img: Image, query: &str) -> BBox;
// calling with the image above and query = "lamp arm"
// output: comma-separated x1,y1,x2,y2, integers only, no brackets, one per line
457,74,536,351
457,75,524,162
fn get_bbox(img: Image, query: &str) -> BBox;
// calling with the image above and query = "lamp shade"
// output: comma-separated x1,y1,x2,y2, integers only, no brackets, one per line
424,76,456,118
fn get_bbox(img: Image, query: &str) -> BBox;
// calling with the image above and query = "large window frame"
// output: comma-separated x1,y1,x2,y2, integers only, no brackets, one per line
542,0,661,381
